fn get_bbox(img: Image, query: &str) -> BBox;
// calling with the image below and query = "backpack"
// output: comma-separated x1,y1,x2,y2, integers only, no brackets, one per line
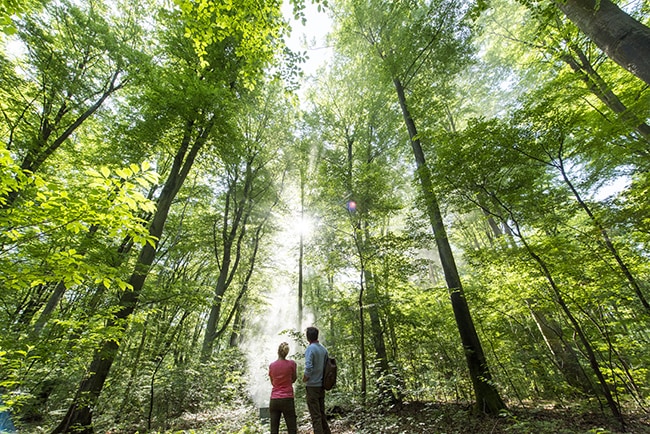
323,355,337,391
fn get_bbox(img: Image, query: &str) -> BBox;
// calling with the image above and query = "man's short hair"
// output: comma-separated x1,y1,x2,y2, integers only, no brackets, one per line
306,326,319,342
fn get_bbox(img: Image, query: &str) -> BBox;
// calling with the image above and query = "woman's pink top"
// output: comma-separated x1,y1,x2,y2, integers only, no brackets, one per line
269,358,297,399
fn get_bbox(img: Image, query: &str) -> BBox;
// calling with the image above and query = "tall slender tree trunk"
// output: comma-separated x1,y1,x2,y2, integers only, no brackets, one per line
217,202,275,345
358,266,367,402
361,221,400,404
116,317,148,423
529,307,594,394
560,46,650,143
363,267,398,403
495,197,624,425
393,78,506,414
51,117,212,434
201,268,231,361
201,161,255,361
146,310,189,431
555,154,650,311
228,306,244,348
298,173,305,328
556,0,650,85
523,240,624,425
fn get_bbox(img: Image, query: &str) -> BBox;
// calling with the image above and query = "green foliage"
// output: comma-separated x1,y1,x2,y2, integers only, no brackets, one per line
0,149,160,426
0,0,44,34
95,348,259,433
0,149,27,202
2,0,650,431
2,0,149,181
173,0,288,85
0,154,157,291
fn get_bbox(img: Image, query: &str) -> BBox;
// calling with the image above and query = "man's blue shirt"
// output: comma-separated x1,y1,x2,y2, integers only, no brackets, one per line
304,342,328,387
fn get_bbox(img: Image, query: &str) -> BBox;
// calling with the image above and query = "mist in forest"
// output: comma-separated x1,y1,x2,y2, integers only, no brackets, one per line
240,216,313,408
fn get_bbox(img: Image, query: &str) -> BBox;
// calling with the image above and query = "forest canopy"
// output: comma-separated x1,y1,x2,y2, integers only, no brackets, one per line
1,0,649,433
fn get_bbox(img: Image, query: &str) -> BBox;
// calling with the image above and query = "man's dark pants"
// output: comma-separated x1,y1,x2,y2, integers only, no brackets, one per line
305,386,331,434
269,397,297,434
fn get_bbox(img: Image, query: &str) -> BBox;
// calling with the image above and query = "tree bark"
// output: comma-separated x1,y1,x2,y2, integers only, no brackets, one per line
393,78,506,414
215,194,276,344
22,71,125,174
556,0,650,86
228,306,244,348
32,225,103,336
298,175,305,328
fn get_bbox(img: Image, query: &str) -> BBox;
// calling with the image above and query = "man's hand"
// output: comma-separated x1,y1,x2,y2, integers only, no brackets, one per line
303,374,309,383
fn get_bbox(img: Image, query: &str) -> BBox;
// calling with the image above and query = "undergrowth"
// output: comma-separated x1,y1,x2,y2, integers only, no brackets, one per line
149,399,649,434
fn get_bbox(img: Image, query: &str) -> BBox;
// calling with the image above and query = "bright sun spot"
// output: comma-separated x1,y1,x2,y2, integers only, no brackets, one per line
295,215,313,236
5,37,26,59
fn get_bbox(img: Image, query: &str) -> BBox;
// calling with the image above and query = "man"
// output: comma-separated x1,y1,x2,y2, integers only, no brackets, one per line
303,326,332,434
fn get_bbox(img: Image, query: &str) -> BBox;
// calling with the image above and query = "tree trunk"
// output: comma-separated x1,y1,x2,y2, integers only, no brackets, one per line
116,317,148,424
201,266,231,361
526,243,624,425
529,308,594,394
51,117,212,433
498,202,624,425
556,0,650,85
358,267,367,402
216,201,274,344
146,310,189,430
228,306,244,348
555,153,650,312
392,77,506,414
560,46,650,144
298,175,305,328
364,268,399,404
32,225,104,336
201,160,256,361
0,73,125,209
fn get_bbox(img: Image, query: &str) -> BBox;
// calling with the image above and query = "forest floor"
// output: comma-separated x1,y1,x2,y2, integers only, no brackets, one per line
298,401,650,434
169,400,650,434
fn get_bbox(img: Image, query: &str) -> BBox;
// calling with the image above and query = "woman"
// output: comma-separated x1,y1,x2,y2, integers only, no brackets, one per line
268,342,297,434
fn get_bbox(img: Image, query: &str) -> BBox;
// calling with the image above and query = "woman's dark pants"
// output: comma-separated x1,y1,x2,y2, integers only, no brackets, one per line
269,397,297,434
